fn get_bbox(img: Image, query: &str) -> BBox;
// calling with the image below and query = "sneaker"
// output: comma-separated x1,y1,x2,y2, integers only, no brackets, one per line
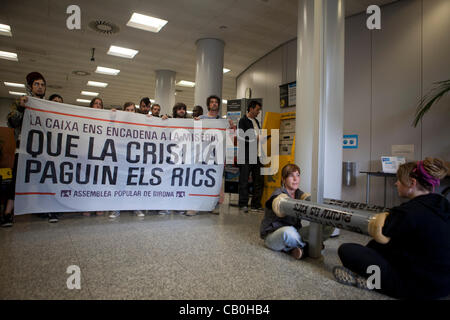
158,210,171,215
185,210,197,216
1,214,14,227
250,206,263,212
332,266,370,291
48,213,59,223
330,228,340,238
211,205,220,215
239,206,249,213
109,210,120,219
134,210,145,217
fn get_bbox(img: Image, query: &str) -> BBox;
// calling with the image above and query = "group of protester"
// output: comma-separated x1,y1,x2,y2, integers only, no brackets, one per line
3,71,449,300
1,71,266,223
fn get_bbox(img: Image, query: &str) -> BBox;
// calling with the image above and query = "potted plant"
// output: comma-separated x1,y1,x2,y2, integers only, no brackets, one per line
413,79,450,127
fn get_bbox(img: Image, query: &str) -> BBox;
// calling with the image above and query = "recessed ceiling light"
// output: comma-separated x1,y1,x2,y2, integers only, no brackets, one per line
223,68,231,74
107,45,138,59
95,66,120,75
0,50,18,61
150,99,155,103
135,103,140,108
72,70,91,76
4,82,25,88
9,91,26,96
77,99,91,104
87,81,108,88
126,13,168,33
222,99,228,104
176,80,195,88
81,91,99,97
0,24,12,37
187,111,193,114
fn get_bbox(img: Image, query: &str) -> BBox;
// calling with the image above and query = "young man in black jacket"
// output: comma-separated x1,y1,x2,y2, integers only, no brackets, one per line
237,100,263,212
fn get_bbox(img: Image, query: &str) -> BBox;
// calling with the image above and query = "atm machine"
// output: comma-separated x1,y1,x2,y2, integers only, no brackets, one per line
261,111,296,206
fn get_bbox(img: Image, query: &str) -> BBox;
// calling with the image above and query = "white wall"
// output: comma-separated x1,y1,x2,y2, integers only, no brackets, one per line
236,0,450,207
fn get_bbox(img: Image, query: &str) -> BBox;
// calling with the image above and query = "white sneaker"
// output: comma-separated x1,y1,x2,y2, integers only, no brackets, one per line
134,210,145,217
331,228,341,238
109,210,120,219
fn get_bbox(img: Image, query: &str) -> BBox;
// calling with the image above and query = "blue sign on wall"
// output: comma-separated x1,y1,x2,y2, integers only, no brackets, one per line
343,135,358,149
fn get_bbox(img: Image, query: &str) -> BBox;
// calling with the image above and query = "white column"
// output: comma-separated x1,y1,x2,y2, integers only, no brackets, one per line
194,38,224,108
295,0,345,258
155,70,176,115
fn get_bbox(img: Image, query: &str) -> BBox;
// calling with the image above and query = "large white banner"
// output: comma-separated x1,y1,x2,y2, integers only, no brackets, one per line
15,97,228,214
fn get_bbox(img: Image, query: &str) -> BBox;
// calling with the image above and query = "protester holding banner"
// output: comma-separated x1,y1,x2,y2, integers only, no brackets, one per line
108,102,146,219
150,104,161,117
138,97,151,115
334,158,450,299
186,96,232,216
1,72,59,226
192,105,203,118
49,94,63,103
81,97,108,217
89,97,104,109
260,164,334,259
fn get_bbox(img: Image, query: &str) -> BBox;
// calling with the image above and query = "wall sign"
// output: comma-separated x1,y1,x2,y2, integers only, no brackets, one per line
343,135,358,149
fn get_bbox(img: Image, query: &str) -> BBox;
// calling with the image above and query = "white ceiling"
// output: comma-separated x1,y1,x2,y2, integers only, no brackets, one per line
0,0,396,111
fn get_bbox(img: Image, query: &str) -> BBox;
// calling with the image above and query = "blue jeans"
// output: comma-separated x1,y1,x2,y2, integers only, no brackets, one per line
264,226,306,252
264,225,335,253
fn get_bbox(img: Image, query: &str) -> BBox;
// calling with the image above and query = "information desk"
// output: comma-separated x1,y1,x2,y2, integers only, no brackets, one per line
360,171,396,207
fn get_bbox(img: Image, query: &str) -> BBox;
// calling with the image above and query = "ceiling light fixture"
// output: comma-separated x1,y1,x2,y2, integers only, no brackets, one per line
9,91,26,96
222,99,228,104
126,13,168,33
0,50,18,61
77,99,91,104
176,80,195,88
87,81,108,88
95,66,120,75
107,45,139,59
81,91,99,97
72,70,90,76
0,24,12,37
4,82,25,88
223,68,231,74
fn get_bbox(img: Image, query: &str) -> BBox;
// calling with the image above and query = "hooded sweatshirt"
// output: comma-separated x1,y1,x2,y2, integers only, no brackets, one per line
381,193,450,299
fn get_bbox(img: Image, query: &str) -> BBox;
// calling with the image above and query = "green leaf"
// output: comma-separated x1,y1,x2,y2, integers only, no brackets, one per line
413,79,450,127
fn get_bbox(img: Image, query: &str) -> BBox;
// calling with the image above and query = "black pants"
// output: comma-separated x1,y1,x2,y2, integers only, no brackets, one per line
238,163,263,208
338,241,413,299
6,153,19,200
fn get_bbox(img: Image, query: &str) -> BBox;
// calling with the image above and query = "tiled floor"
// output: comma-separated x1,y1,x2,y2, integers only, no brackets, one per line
0,204,391,300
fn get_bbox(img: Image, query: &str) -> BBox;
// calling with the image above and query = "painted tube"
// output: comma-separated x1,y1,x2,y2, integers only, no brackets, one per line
274,194,381,236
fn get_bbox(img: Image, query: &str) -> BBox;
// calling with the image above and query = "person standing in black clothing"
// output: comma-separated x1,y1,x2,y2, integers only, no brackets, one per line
237,100,263,212
1,72,59,226
333,157,450,299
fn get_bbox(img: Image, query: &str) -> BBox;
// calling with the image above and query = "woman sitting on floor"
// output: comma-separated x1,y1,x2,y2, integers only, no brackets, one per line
334,157,450,299
260,163,334,260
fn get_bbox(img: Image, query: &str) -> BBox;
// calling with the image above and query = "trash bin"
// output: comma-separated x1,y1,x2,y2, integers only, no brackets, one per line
342,161,356,187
